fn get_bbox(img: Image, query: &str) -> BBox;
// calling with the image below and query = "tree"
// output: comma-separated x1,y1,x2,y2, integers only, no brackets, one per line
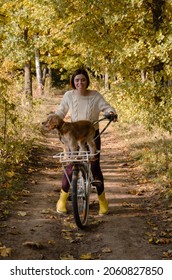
0,0,171,131
0,0,62,95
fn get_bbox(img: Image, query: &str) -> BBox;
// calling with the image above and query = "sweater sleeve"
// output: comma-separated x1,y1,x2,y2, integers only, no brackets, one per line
56,91,70,119
97,92,117,114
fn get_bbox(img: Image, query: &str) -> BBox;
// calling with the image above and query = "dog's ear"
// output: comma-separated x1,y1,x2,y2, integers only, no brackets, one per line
53,115,64,129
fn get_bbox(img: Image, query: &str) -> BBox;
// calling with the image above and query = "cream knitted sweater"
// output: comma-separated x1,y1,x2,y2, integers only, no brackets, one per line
56,90,117,129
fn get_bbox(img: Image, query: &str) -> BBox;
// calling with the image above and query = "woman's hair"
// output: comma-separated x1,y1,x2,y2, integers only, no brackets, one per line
70,68,90,89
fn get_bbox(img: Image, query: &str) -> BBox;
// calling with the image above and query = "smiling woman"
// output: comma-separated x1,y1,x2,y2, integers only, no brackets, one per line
74,74,87,93
55,68,118,216
70,69,90,94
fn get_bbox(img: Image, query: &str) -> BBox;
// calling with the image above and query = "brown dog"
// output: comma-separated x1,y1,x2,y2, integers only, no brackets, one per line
43,114,96,155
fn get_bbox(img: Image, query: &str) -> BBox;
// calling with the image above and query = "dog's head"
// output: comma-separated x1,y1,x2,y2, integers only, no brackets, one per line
42,114,64,131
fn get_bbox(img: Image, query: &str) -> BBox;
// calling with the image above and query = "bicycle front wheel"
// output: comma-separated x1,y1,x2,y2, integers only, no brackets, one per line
72,165,90,229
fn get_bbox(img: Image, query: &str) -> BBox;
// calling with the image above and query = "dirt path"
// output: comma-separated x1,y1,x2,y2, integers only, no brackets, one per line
0,99,171,260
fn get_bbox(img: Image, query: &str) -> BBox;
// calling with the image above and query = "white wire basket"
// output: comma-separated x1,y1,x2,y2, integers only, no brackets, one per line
53,151,99,163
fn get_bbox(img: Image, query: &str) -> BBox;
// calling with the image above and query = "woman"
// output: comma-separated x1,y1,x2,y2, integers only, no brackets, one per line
56,68,118,215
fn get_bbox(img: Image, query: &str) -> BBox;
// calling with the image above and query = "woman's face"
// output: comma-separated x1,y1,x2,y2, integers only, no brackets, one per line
74,74,88,90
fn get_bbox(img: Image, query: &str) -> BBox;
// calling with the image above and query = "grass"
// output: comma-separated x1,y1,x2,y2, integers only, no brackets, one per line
0,86,62,207
116,122,172,201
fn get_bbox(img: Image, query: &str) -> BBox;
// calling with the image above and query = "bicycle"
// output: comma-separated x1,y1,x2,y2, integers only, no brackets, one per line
53,113,116,229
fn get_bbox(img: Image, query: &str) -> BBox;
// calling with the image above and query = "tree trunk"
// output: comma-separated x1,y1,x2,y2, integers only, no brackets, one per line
151,0,165,84
104,68,110,90
150,0,165,103
42,64,47,86
24,27,32,99
3,100,7,145
141,69,147,83
35,48,44,95
24,60,32,97
152,0,164,31
47,67,53,89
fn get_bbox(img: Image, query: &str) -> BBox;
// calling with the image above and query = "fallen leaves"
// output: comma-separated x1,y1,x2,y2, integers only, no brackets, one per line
163,250,172,259
62,217,77,229
159,231,172,238
101,247,112,253
16,189,31,197
146,220,172,247
90,218,105,226
61,229,85,243
79,248,111,260
60,254,75,260
122,202,140,209
17,211,27,217
47,215,58,220
128,188,146,196
80,252,94,260
31,180,38,185
48,240,55,246
22,241,44,249
149,237,171,245
40,209,52,214
9,227,21,235
0,245,12,257
61,229,73,242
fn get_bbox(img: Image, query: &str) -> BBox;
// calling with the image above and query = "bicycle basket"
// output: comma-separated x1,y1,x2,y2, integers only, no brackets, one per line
53,151,99,163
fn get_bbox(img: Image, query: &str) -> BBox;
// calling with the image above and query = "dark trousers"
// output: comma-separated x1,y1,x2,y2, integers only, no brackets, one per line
61,130,104,195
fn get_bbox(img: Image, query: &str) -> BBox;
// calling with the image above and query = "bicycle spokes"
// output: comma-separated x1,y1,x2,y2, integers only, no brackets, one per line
72,167,90,229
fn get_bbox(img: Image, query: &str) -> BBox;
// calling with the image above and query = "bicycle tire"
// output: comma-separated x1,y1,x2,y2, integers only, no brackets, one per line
72,165,90,229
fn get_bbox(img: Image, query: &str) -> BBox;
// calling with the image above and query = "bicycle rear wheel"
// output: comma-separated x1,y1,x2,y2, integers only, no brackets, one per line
72,165,90,229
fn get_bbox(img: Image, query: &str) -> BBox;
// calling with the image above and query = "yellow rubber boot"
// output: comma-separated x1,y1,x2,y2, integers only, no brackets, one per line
98,192,108,215
56,190,69,214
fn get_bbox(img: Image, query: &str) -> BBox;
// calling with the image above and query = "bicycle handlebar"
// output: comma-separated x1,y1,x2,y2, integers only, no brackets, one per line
93,112,117,140
103,112,118,122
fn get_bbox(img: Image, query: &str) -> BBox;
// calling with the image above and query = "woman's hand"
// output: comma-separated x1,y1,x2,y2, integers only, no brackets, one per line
104,112,118,122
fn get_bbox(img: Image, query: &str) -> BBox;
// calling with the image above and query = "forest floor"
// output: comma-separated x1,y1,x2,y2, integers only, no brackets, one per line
0,93,172,260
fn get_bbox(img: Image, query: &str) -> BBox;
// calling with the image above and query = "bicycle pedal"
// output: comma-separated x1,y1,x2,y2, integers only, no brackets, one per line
91,180,102,187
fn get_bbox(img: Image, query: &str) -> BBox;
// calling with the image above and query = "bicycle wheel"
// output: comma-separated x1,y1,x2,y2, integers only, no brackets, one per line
72,165,90,229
